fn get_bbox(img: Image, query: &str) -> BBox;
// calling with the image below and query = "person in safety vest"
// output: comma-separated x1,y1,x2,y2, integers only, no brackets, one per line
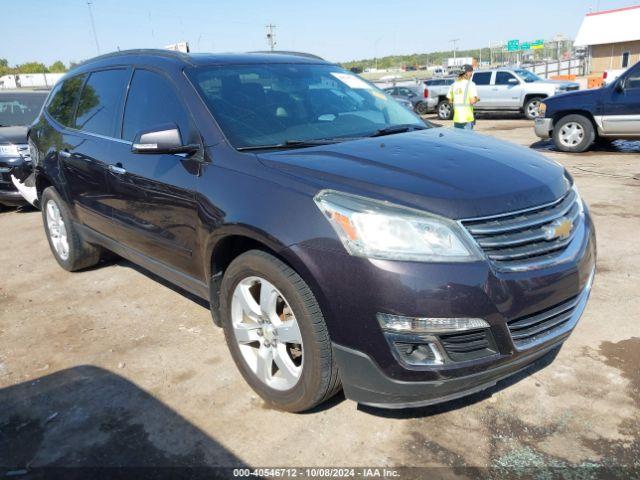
446,64,479,130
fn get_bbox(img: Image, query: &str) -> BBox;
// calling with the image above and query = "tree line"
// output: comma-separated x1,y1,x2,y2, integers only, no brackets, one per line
0,59,77,76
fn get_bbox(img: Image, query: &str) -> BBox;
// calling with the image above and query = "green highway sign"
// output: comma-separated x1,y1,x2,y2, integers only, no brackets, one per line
531,39,544,50
521,42,531,50
507,39,520,52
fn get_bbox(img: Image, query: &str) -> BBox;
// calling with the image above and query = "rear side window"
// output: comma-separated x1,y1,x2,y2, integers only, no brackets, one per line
75,69,129,137
47,74,86,127
122,69,192,142
472,72,492,85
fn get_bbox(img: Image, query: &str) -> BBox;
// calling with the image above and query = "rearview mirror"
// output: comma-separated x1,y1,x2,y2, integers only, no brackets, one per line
131,123,199,155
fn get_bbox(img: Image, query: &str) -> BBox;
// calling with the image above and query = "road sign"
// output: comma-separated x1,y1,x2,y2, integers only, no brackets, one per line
531,39,544,50
521,42,531,50
507,39,520,52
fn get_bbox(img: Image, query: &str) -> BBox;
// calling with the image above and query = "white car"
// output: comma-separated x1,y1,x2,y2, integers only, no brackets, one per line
602,68,627,86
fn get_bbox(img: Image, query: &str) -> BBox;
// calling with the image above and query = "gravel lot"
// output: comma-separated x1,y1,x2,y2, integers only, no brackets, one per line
1,116,639,477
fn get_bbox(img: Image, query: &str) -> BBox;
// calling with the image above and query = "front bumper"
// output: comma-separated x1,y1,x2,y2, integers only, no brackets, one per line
535,117,554,139
0,188,27,206
289,211,596,407
333,266,594,408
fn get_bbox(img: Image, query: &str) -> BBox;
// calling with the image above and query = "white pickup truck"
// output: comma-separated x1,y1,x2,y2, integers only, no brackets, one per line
435,68,580,120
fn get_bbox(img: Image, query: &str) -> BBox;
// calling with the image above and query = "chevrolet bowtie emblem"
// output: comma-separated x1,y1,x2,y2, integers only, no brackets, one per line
544,218,573,240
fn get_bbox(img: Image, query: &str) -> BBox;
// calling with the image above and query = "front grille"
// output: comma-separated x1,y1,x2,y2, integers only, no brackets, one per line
507,295,579,348
461,189,581,270
439,329,496,361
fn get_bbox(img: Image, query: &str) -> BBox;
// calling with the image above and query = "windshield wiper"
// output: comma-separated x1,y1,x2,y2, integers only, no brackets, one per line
237,139,341,151
369,124,427,137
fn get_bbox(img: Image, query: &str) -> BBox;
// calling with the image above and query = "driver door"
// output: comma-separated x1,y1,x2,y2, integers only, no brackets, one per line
602,63,640,135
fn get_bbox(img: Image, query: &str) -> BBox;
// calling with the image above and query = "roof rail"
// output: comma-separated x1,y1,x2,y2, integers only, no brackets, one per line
248,51,326,61
77,48,191,66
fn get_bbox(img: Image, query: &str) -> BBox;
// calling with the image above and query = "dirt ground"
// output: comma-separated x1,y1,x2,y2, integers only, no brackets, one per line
1,116,639,478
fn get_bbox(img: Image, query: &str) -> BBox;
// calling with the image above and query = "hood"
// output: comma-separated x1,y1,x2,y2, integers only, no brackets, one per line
536,79,580,89
0,126,28,145
545,87,601,108
258,128,568,219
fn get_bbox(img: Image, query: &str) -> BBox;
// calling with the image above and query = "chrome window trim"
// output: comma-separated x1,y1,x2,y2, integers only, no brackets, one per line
43,110,132,145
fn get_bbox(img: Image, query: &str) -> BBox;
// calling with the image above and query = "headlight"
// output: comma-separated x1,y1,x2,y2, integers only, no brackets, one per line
0,145,20,158
538,102,547,116
314,190,481,262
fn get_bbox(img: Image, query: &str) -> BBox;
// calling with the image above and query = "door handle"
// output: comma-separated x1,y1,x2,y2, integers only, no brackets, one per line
108,164,127,175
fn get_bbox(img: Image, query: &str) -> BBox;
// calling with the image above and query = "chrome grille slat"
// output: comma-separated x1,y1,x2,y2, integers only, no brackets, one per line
509,296,579,330
465,189,576,235
461,189,582,269
510,310,574,340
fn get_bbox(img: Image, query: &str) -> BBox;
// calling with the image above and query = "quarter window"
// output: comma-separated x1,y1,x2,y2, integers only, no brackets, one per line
74,69,129,137
47,74,87,127
472,72,492,86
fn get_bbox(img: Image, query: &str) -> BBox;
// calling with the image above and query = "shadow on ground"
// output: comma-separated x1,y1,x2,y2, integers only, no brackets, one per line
0,366,254,478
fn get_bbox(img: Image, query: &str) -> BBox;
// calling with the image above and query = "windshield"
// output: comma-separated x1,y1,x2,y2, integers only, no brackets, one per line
0,92,48,126
514,69,542,83
187,63,426,149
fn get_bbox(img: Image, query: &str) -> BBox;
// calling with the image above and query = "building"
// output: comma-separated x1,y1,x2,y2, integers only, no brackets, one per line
0,73,64,90
574,4,640,75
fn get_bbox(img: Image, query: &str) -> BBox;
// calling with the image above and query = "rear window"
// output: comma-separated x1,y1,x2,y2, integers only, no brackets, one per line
74,69,129,137
47,75,86,127
0,92,47,127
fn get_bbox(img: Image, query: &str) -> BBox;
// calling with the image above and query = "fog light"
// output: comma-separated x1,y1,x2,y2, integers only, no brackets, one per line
393,341,443,366
377,313,489,334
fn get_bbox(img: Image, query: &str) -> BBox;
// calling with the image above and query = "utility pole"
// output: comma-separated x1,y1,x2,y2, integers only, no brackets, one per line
87,1,100,55
450,38,460,63
266,24,277,51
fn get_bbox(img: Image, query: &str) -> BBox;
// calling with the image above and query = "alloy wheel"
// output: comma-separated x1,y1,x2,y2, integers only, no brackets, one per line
439,102,451,119
527,100,541,118
230,276,303,391
46,200,69,260
558,122,585,148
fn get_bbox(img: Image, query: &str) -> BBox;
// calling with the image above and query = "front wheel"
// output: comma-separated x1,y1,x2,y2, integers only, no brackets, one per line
437,99,453,120
524,97,544,120
552,114,595,153
220,250,341,412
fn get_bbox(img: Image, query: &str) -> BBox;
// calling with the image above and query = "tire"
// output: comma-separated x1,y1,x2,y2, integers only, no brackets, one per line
41,186,102,271
552,114,595,153
220,250,341,412
415,102,429,115
523,97,544,120
437,99,453,120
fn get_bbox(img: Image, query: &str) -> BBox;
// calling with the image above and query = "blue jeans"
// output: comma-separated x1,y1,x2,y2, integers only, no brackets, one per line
454,121,475,130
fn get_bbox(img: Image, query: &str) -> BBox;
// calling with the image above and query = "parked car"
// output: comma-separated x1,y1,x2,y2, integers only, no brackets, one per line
30,50,596,411
535,60,640,152
382,84,430,114
446,68,580,120
0,90,48,208
424,77,455,119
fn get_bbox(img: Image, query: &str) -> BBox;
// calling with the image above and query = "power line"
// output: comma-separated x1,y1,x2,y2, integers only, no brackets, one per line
266,24,277,51
86,1,100,55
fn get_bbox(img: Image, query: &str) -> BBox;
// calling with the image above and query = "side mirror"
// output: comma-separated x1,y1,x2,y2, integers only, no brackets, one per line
131,123,199,155
508,78,519,85
615,81,625,93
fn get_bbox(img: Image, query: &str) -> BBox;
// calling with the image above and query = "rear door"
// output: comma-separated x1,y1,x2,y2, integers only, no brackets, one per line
58,68,130,233
471,71,492,109
602,63,640,135
106,68,201,277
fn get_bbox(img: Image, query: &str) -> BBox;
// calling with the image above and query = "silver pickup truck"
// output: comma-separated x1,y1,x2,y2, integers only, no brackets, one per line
435,68,580,120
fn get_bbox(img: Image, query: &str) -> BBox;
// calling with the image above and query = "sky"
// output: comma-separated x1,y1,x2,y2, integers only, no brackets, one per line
2,0,636,66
